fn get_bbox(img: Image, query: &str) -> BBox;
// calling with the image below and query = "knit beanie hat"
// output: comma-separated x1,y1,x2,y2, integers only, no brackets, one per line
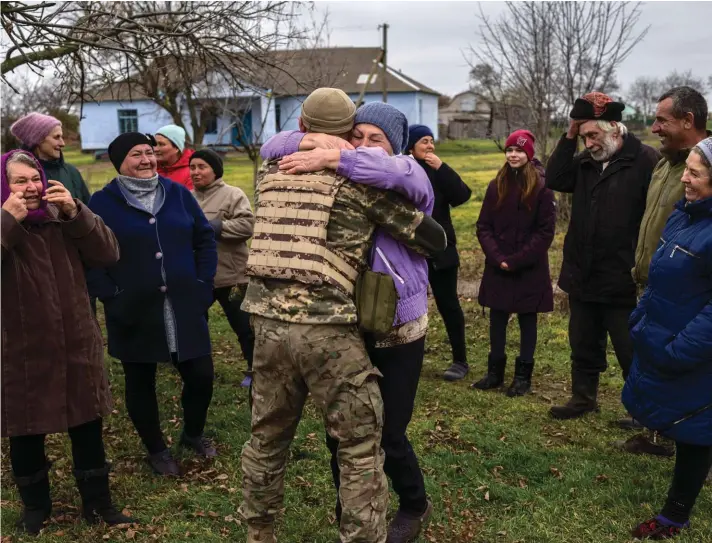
300,88,356,135
10,113,62,150
505,130,536,161
108,132,157,173
694,137,712,167
191,148,224,179
406,124,434,152
156,124,186,152
355,102,409,154
570,92,625,122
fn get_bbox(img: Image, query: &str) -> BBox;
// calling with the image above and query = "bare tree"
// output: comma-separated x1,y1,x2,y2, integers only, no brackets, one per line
468,3,557,158
552,2,646,111
1,74,76,151
661,70,708,94
628,76,663,125
2,2,313,116
468,2,649,160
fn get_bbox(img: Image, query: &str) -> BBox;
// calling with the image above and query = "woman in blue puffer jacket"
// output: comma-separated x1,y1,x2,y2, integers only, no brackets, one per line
623,137,712,540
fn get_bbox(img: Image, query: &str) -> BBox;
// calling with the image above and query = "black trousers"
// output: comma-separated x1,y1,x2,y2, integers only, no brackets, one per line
568,297,634,379
489,310,538,360
213,286,254,369
9,418,106,477
327,336,428,517
428,263,467,363
661,442,712,523
121,355,214,455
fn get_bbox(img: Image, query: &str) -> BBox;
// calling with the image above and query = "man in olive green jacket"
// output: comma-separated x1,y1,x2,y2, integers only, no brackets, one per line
632,87,710,286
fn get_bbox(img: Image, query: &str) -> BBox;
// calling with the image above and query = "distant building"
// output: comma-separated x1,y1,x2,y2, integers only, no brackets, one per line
438,90,536,140
79,47,440,151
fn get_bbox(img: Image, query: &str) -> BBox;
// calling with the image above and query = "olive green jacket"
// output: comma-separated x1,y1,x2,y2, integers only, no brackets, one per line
632,151,688,286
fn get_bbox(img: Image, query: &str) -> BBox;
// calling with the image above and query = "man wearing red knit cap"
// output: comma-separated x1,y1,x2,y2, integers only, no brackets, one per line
545,92,660,421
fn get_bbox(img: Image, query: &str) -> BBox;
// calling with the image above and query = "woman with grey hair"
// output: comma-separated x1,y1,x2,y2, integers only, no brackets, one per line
1,149,134,534
624,137,712,539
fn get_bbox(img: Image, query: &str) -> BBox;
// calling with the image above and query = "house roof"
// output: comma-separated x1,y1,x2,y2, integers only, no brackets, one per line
89,47,440,103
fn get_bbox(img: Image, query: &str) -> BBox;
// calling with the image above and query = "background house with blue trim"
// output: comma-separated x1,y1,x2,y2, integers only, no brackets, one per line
79,47,441,151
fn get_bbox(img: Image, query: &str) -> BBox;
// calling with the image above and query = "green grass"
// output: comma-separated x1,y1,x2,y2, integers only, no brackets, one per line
2,142,710,542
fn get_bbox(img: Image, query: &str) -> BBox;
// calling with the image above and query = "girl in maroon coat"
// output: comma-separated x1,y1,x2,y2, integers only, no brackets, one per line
473,130,556,396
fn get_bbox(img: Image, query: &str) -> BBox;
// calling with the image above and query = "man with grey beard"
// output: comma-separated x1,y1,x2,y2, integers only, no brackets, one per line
545,92,660,421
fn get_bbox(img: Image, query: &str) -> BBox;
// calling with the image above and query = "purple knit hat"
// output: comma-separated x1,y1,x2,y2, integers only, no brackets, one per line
10,113,62,149
1,150,49,224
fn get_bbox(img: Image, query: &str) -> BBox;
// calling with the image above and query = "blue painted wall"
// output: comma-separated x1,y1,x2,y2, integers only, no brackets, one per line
79,92,438,150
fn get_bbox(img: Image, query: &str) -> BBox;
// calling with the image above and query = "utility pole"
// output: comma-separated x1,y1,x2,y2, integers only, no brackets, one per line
378,23,389,102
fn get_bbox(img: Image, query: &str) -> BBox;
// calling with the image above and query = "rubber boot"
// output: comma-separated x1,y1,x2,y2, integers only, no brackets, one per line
471,354,506,390
550,369,600,419
74,463,137,525
13,463,52,535
507,357,534,397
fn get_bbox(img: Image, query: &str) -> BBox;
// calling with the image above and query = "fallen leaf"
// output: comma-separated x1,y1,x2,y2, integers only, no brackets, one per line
216,474,229,480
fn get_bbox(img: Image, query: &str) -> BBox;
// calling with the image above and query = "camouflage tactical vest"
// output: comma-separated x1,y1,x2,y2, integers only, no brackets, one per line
246,171,360,295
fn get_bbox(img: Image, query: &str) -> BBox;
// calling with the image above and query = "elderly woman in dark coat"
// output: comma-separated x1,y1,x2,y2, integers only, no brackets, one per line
87,133,217,477
1,150,134,534
474,130,556,396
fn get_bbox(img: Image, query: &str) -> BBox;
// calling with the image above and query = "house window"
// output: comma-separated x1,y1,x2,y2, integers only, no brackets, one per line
460,96,476,112
275,104,281,131
117,109,138,134
418,98,423,124
203,112,218,135
357,73,377,85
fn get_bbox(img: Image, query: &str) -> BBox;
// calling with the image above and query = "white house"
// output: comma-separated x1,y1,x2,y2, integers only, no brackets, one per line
79,47,441,151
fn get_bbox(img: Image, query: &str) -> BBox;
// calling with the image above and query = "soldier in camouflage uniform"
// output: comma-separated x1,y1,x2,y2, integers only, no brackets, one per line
239,88,445,543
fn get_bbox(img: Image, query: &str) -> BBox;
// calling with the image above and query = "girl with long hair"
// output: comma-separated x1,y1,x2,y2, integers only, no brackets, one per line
473,130,556,396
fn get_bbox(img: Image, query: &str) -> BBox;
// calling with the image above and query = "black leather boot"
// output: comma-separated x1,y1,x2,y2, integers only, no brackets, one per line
471,354,506,390
74,463,137,525
13,463,52,535
507,357,534,397
550,369,600,419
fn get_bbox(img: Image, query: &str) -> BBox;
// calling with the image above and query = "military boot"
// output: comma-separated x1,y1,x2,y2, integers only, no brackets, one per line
247,524,276,543
550,369,600,419
13,462,52,535
471,354,506,390
506,357,534,397
74,463,137,525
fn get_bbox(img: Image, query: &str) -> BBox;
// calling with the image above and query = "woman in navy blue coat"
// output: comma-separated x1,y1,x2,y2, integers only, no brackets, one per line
87,133,218,476
624,137,712,540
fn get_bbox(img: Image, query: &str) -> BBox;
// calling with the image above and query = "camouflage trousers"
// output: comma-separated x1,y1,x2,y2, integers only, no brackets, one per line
239,316,388,543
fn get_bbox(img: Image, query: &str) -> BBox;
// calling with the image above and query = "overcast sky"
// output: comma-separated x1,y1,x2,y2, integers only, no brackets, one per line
313,1,712,100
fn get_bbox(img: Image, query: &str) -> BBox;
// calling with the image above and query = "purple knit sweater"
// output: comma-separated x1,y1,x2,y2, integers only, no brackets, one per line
260,131,433,325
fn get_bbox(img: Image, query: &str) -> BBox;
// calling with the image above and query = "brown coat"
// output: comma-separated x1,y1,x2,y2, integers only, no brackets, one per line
1,202,119,437
192,179,254,288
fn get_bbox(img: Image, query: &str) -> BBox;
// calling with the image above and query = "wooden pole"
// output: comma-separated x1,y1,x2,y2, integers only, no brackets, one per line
379,23,389,102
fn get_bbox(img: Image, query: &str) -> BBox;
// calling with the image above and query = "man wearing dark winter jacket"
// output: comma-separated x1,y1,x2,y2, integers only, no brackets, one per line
10,112,92,204
546,92,660,421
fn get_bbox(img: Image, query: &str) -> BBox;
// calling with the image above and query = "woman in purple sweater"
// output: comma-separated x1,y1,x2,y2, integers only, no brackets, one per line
261,102,435,541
